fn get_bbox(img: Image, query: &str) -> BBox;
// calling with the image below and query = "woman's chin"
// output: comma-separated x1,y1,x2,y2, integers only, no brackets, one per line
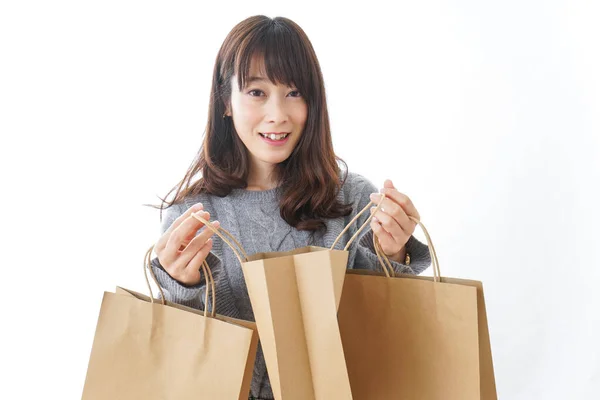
257,151,292,165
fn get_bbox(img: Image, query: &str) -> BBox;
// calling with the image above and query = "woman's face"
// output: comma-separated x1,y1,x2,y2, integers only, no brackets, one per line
226,57,308,167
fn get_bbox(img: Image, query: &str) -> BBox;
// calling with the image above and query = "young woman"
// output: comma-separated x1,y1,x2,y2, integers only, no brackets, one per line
148,15,431,400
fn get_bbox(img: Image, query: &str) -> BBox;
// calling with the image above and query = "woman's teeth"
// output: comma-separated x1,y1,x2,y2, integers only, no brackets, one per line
260,133,290,140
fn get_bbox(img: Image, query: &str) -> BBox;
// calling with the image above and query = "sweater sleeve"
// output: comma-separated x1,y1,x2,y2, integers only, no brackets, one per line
347,174,432,275
149,202,224,309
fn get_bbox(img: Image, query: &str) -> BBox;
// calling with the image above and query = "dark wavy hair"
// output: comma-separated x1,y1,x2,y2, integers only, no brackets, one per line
146,15,353,231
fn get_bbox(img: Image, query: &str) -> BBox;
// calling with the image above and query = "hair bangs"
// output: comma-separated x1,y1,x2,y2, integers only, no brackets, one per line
235,25,313,99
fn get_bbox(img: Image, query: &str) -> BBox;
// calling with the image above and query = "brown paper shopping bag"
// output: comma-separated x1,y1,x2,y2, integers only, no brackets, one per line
81,243,259,400
193,199,383,400
338,216,497,400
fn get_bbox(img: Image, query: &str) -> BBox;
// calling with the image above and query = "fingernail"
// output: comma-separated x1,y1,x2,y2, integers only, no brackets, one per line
192,202,203,209
194,211,208,219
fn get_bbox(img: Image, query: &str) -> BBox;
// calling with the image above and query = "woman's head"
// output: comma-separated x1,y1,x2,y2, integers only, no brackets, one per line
154,15,352,231
212,15,334,182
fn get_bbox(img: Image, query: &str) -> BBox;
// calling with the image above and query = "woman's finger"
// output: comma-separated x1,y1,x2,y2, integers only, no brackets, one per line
379,188,421,220
387,202,413,236
165,211,211,257
370,195,413,234
180,239,214,284
370,206,405,243
155,203,204,251
177,221,220,269
370,219,398,254
165,214,216,279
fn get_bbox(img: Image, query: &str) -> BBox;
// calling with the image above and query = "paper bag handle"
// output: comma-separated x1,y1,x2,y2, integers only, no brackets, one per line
330,193,388,251
198,258,216,318
143,244,217,318
191,214,249,265
373,216,441,282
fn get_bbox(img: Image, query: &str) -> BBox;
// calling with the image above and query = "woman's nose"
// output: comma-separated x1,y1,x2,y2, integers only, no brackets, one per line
265,97,288,122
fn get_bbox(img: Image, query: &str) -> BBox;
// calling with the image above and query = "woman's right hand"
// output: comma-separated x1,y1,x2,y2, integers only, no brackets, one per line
154,203,220,286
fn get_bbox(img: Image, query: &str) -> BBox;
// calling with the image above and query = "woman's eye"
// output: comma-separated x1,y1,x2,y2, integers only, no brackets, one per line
247,89,301,98
248,89,264,97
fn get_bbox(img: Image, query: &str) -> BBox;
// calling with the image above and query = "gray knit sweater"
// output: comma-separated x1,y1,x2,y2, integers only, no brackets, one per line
150,171,431,399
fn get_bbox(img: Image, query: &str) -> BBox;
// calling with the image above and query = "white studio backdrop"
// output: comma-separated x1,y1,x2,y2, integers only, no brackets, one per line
1,1,598,399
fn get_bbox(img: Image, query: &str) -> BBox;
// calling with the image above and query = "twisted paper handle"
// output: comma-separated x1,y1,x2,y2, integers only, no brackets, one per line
373,216,441,282
330,193,388,251
143,244,217,317
191,214,249,265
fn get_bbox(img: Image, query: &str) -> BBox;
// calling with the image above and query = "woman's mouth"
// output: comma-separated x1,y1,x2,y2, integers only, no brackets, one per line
259,132,291,146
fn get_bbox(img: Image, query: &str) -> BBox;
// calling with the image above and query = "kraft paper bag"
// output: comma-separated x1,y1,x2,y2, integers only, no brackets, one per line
81,244,259,400
338,217,497,400
193,198,383,400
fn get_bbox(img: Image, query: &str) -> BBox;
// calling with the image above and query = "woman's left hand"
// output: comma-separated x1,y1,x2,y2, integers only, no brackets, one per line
369,179,421,262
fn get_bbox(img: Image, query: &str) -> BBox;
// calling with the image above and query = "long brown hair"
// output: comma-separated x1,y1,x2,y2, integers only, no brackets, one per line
146,15,352,231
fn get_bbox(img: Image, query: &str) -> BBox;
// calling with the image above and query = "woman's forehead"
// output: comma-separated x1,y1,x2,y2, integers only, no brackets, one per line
247,55,268,78
232,51,301,91
238,55,292,86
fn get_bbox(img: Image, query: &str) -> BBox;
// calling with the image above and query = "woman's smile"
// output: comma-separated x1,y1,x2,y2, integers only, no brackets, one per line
258,132,291,146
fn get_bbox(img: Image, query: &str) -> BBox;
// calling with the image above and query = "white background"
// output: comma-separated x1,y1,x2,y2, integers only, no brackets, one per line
1,1,598,398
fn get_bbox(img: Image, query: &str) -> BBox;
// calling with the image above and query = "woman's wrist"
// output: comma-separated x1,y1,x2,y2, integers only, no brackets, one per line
387,246,408,264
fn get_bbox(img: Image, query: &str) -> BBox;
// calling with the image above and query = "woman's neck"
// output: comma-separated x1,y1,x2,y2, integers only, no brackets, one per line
246,160,279,191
